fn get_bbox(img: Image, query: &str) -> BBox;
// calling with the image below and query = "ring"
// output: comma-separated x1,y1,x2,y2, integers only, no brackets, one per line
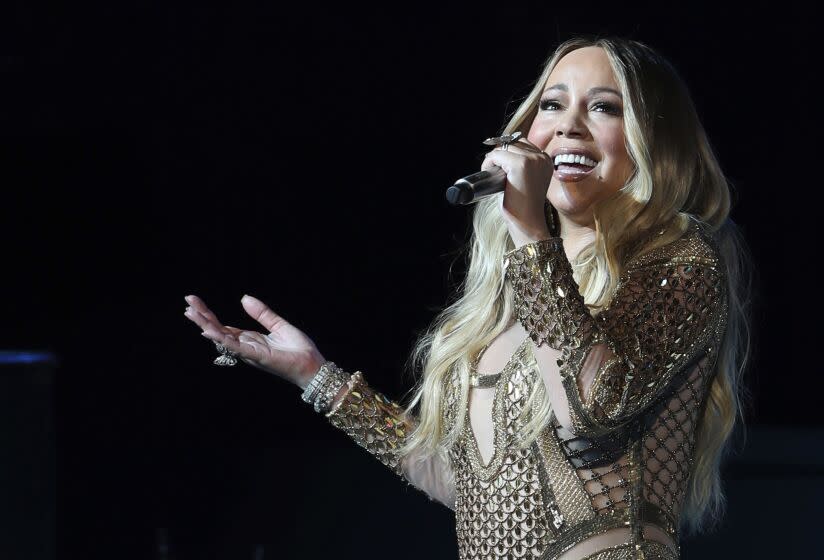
482,131,522,151
213,341,239,367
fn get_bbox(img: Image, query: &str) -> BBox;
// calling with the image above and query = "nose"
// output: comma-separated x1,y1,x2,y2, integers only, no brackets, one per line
555,108,588,138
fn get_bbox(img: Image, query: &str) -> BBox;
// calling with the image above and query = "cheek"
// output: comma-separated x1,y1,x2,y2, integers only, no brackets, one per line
527,120,553,148
601,131,633,178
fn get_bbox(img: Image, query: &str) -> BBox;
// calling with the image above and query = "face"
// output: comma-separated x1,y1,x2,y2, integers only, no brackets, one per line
527,46,634,225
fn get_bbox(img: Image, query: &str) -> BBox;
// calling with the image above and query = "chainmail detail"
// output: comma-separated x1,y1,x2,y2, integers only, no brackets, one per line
323,222,729,560
325,372,416,478
450,352,555,560
536,426,593,526
640,356,712,525
579,541,678,560
504,221,728,437
504,236,599,351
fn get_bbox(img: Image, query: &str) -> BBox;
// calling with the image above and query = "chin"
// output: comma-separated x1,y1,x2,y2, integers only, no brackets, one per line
547,182,597,219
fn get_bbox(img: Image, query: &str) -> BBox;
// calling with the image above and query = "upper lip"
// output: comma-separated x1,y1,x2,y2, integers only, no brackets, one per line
549,147,600,163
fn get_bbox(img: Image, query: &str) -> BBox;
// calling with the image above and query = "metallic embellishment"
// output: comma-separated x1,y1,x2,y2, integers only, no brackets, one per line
467,335,530,388
483,130,523,150
576,541,678,560
463,336,533,481
503,222,728,437
213,342,238,366
535,420,593,526
469,372,501,388
325,372,417,478
532,438,566,537
325,221,727,560
452,343,552,559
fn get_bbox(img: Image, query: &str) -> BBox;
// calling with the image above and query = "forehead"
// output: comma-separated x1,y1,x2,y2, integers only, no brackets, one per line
545,46,618,90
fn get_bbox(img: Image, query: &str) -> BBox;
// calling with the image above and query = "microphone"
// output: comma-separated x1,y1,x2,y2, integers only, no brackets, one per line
445,166,507,205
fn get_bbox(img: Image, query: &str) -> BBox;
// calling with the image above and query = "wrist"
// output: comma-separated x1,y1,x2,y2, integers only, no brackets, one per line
300,361,352,413
296,352,327,391
509,223,553,249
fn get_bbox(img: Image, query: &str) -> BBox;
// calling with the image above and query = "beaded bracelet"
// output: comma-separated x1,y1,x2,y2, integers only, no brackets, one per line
301,360,342,404
314,368,349,413
301,361,351,414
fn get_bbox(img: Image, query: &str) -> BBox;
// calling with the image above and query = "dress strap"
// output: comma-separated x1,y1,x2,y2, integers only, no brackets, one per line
469,371,502,388
469,335,532,388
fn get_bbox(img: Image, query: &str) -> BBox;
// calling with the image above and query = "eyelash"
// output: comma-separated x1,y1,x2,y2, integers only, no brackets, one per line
538,99,621,115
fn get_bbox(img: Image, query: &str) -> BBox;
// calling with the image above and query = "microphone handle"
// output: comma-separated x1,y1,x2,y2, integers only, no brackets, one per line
445,167,507,205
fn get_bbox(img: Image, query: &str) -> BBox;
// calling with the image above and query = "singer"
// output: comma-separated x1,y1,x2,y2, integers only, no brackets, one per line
183,36,751,560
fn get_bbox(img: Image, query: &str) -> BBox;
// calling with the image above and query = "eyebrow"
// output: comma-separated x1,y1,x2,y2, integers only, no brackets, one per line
543,84,623,99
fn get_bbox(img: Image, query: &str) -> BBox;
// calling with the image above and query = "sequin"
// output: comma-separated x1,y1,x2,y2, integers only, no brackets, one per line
325,221,727,560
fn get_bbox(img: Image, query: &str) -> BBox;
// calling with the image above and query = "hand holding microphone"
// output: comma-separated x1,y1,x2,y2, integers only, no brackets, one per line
445,132,523,205
447,131,557,244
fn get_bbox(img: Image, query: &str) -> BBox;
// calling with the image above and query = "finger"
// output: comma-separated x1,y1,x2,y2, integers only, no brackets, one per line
185,307,225,336
211,327,268,363
184,305,214,330
203,328,245,357
184,306,208,329
515,138,550,157
485,143,551,175
482,147,520,174
240,294,287,333
225,326,268,353
184,294,223,326
200,324,251,355
236,331,269,357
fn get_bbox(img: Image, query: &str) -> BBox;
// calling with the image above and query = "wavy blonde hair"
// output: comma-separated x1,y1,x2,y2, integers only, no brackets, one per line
396,36,752,535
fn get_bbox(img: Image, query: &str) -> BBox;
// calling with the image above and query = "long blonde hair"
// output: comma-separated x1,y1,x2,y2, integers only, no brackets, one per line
396,36,752,535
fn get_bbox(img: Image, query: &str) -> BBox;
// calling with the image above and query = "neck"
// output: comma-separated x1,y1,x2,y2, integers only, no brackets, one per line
557,212,596,261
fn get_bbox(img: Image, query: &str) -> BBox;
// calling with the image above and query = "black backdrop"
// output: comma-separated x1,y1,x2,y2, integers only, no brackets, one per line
2,3,817,559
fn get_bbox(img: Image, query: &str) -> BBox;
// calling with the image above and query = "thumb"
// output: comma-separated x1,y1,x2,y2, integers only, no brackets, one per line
241,294,286,333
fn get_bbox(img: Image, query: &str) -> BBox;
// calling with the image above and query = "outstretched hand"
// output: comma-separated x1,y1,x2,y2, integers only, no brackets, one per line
183,294,326,389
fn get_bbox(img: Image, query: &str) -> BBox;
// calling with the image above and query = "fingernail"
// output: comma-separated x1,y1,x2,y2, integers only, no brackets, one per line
241,294,250,301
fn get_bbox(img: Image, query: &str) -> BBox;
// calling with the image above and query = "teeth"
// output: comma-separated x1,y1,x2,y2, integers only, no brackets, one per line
553,153,597,167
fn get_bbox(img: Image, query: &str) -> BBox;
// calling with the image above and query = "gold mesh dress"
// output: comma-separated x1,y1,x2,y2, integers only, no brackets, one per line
325,220,728,560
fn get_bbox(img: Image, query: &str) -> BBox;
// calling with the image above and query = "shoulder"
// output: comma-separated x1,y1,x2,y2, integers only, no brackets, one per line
623,219,723,275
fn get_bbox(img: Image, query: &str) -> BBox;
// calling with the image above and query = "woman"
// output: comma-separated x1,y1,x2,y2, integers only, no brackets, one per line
184,36,751,560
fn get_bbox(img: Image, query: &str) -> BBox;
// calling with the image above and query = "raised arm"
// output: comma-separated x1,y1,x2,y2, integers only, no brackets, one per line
324,371,456,510
182,294,455,509
505,225,727,437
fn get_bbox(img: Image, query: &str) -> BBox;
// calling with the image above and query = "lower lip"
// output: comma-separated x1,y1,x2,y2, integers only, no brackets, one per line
554,164,596,182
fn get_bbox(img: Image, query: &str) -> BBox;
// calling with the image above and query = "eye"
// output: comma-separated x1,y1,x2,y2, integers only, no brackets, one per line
593,102,621,115
539,98,560,111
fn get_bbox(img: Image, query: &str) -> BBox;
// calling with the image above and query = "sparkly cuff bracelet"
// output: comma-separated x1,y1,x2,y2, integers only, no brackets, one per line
301,361,351,414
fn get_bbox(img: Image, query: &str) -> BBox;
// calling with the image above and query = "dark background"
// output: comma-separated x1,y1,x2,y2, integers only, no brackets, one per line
1,3,817,559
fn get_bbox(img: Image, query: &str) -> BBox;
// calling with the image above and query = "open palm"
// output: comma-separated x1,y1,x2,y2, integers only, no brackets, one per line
183,294,325,388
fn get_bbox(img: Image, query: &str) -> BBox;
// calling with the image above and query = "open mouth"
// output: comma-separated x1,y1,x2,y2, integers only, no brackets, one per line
552,153,597,181
553,154,598,182
553,153,598,171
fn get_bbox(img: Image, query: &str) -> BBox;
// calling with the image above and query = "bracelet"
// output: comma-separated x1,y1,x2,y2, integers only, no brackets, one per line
300,366,326,404
301,361,351,414
301,360,341,404
314,365,349,413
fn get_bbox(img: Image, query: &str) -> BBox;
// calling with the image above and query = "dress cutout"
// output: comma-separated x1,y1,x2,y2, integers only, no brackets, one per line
326,221,727,560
